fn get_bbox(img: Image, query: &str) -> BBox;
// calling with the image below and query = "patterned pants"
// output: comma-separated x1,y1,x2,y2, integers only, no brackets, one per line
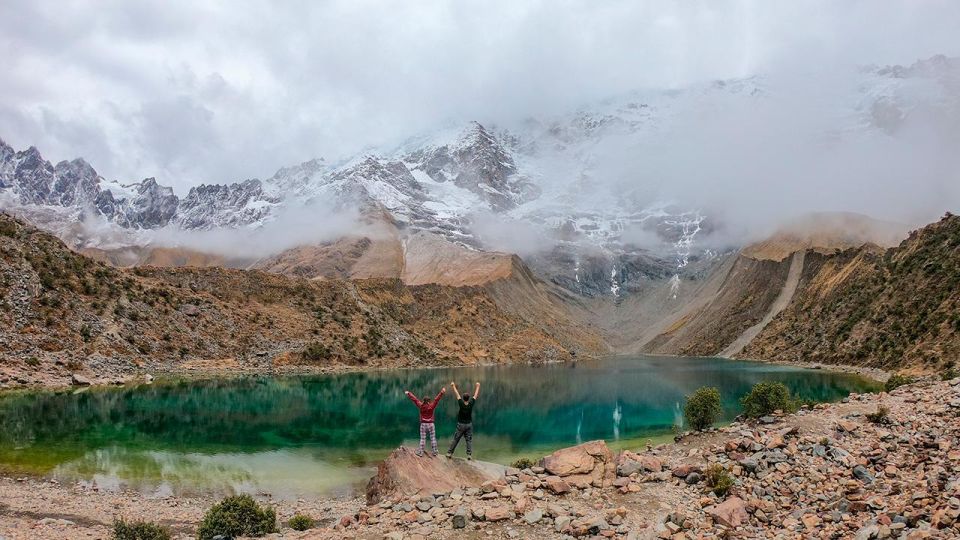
447,422,473,456
419,422,438,454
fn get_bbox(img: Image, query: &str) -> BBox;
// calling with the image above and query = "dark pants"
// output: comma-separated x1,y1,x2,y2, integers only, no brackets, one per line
447,422,473,456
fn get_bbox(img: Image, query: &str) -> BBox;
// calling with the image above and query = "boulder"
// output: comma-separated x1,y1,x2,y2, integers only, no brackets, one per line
541,440,615,487
705,497,748,527
70,373,91,386
366,446,506,504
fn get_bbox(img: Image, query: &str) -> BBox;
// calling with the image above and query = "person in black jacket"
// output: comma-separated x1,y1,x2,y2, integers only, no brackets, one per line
445,381,479,460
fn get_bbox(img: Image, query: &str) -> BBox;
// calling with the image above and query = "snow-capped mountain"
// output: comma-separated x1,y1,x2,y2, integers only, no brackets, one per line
2,55,957,298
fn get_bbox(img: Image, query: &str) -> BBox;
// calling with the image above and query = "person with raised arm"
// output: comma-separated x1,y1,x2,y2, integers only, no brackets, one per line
446,381,480,460
404,386,446,457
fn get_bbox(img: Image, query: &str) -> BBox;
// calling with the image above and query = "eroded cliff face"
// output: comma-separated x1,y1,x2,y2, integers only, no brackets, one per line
741,214,960,372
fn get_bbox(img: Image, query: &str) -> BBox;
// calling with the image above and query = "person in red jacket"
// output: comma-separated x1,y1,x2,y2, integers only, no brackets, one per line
404,387,446,456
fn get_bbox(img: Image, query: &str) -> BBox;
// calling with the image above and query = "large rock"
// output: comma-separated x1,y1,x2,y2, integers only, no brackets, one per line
540,440,615,488
705,497,748,527
366,446,506,504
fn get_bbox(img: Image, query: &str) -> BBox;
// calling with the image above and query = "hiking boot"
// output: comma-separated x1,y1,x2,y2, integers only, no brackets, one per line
445,453,453,459
415,450,424,457
467,455,473,461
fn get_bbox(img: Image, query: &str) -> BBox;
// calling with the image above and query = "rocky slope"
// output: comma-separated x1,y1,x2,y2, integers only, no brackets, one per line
0,214,599,389
742,213,960,372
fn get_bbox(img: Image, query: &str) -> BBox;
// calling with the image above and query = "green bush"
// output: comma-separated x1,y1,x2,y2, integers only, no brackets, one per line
740,382,794,418
511,457,536,469
113,518,171,540
884,373,914,392
288,513,315,531
941,368,958,381
704,463,734,497
684,387,722,431
197,494,277,540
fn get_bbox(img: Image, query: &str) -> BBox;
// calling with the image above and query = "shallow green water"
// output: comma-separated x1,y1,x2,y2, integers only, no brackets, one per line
0,356,877,497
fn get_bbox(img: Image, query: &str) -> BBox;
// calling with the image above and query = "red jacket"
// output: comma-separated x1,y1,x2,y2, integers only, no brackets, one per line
405,390,444,423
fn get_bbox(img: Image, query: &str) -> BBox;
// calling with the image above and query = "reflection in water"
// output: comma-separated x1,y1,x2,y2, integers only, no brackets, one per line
0,356,878,497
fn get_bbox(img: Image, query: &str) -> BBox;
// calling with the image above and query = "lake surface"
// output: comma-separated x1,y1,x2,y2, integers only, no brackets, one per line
0,356,877,498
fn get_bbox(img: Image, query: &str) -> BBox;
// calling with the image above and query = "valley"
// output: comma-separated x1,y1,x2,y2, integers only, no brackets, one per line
0,47,958,539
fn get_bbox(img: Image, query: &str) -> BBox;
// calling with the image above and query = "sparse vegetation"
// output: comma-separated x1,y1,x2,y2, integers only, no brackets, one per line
684,387,722,431
0,219,16,237
24,357,40,367
866,405,890,425
884,373,915,392
704,463,734,497
302,342,332,362
511,457,536,469
112,518,171,540
197,494,277,540
287,513,315,531
740,382,795,418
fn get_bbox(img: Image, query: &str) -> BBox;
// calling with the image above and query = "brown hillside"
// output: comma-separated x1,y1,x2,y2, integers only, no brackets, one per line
741,213,960,373
0,214,594,388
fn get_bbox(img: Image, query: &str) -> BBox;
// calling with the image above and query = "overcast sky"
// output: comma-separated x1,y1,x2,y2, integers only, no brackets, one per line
1,0,959,192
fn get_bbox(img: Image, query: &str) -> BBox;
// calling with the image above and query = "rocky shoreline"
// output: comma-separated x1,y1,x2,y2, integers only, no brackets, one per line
1,377,957,539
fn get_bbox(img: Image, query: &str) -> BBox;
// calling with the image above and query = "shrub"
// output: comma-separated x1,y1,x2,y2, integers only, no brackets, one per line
197,494,277,540
287,513,314,531
865,405,890,425
684,387,722,431
740,382,794,418
941,368,958,381
0,220,16,237
24,357,40,367
704,463,734,497
112,518,171,540
302,342,332,362
511,457,536,469
884,373,915,392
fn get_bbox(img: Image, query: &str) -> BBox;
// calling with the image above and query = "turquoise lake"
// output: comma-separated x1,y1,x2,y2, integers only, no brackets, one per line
0,356,878,498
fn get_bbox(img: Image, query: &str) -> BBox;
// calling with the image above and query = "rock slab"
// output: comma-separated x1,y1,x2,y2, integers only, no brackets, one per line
366,446,506,504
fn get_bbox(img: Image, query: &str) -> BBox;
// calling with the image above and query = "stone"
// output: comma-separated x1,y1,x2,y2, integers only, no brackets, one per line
671,464,701,478
451,514,466,529
705,497,748,527
759,416,777,424
365,446,506,503
484,505,514,521
853,465,875,483
801,514,822,529
684,472,702,484
70,373,91,386
523,508,543,524
544,475,571,494
555,515,573,532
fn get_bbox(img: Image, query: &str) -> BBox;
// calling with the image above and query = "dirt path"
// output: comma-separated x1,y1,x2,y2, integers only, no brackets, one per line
720,249,805,358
